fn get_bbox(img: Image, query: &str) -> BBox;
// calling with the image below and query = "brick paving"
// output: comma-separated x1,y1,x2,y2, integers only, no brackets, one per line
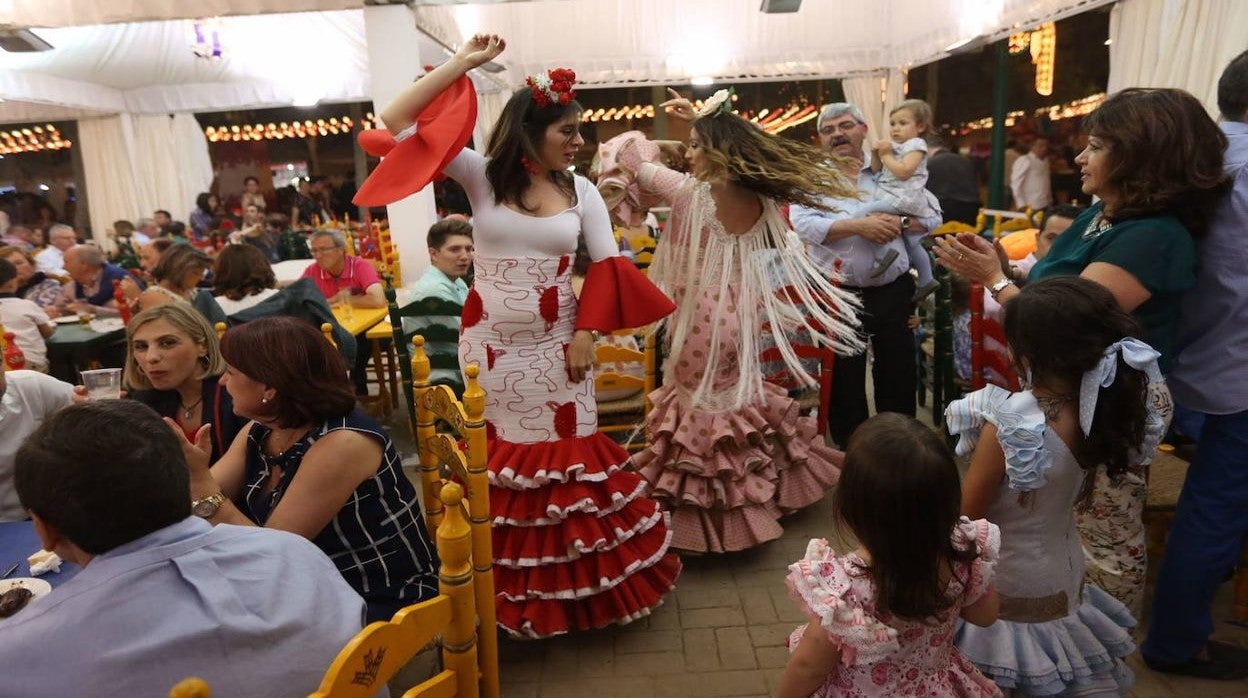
489,486,1248,698
383,397,1248,697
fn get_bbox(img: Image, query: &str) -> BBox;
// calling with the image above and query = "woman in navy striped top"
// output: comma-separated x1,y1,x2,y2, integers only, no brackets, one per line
169,316,437,622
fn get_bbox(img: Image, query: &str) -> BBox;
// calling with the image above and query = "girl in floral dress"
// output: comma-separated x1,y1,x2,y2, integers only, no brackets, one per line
778,413,1002,698
951,277,1169,696
360,35,681,638
600,89,863,553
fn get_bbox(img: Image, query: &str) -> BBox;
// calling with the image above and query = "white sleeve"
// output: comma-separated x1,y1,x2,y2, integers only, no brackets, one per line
1010,157,1029,201
442,148,491,205
27,371,74,415
578,177,619,262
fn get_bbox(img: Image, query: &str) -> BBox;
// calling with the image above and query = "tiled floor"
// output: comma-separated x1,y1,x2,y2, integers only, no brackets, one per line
381,397,1248,697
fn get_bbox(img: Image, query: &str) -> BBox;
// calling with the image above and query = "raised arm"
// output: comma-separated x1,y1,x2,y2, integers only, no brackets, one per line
875,141,925,180
379,34,505,135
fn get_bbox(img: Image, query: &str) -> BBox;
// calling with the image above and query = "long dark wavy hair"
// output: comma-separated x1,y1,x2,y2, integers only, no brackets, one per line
485,87,583,212
1082,88,1228,235
691,112,857,210
1002,277,1149,487
835,413,980,620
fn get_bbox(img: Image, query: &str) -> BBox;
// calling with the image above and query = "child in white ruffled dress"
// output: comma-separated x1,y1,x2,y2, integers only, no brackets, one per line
950,276,1170,697
778,412,1003,698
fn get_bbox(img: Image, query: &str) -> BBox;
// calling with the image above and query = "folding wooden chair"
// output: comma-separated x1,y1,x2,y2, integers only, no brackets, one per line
309,483,485,698
411,343,499,698
968,281,1020,391
759,342,835,438
595,333,656,452
386,287,464,427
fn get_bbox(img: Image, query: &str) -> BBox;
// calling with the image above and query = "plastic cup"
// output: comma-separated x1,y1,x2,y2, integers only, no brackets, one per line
81,368,123,400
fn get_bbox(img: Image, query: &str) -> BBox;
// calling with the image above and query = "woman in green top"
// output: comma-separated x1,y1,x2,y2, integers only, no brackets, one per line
935,87,1229,619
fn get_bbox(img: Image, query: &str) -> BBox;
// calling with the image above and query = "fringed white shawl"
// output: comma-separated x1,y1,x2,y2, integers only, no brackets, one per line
648,181,865,412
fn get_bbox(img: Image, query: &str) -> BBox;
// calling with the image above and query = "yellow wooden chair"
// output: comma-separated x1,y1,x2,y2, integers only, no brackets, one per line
168,678,211,698
310,482,480,698
595,333,656,452
626,229,658,275
411,340,499,698
932,219,981,237
379,225,402,286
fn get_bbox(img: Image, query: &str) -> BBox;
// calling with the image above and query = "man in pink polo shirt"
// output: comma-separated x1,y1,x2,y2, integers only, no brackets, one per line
302,229,387,392
302,229,387,307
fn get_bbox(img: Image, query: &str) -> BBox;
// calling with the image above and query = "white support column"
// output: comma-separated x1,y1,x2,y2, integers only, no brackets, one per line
363,4,439,286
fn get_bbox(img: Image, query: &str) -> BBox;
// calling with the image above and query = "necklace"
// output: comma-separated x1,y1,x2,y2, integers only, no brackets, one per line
266,428,304,456
179,397,204,420
1034,393,1074,422
1081,210,1114,240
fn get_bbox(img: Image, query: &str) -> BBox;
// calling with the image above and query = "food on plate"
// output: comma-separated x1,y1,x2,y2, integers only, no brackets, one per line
0,586,33,618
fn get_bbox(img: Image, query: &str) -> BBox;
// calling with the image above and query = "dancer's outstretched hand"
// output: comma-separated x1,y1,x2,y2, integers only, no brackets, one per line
454,33,506,69
660,88,696,122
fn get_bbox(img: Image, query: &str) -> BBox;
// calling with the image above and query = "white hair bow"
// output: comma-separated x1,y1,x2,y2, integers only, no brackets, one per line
1078,337,1163,435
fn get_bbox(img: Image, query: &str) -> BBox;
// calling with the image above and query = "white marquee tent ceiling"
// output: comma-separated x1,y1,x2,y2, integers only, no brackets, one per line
0,0,1116,124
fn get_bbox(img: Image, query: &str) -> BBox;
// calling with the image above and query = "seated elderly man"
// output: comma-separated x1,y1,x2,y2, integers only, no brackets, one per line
0,369,73,521
34,224,77,276
302,229,386,392
302,229,386,308
1,224,35,252
55,244,136,318
0,400,366,696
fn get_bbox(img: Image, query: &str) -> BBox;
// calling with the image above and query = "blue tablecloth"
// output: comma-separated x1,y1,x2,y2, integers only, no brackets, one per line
0,521,79,587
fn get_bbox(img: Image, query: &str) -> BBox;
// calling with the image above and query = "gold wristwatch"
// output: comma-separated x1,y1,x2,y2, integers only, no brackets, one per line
191,492,226,518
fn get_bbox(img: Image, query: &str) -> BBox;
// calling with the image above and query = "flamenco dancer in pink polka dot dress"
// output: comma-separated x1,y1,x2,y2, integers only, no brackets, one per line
357,35,680,638
597,89,863,554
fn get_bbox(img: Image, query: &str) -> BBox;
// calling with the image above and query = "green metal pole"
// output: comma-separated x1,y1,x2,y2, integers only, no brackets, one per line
987,39,1009,211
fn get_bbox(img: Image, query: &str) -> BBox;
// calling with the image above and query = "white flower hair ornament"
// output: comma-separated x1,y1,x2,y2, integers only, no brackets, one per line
696,88,734,118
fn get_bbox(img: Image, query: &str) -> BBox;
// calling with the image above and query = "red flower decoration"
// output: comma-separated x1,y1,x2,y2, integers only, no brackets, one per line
462,288,486,329
525,68,577,109
548,401,577,439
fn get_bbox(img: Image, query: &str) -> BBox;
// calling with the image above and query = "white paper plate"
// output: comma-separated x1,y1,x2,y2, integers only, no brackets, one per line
0,577,52,604
52,315,81,324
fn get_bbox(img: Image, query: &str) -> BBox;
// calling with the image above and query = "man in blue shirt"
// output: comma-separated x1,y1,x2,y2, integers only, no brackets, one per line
55,243,137,317
1,400,367,696
791,103,941,446
1142,50,1248,681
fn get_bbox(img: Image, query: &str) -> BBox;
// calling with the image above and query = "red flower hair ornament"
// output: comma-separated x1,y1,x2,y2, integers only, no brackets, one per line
526,68,577,108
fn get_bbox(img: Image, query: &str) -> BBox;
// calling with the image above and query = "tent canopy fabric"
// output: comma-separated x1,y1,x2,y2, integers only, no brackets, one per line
0,0,1114,124
0,10,371,123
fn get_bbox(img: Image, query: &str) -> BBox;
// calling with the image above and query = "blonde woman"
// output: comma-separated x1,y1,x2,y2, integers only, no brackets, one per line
124,303,246,463
603,89,864,553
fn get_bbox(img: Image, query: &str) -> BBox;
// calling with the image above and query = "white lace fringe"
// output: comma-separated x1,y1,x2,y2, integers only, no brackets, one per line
648,183,864,412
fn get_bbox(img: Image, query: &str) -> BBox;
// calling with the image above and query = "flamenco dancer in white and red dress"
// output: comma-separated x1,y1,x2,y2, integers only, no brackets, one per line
596,90,864,554
355,35,681,638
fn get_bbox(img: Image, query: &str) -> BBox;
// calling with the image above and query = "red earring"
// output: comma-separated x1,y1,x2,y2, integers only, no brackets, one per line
520,156,541,175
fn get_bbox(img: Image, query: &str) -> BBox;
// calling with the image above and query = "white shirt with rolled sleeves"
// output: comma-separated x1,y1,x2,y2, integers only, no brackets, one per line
0,370,72,521
34,246,65,276
791,164,942,288
1010,152,1053,211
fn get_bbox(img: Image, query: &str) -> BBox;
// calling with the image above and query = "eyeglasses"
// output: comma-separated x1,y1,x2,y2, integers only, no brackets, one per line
310,246,339,255
818,122,861,136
